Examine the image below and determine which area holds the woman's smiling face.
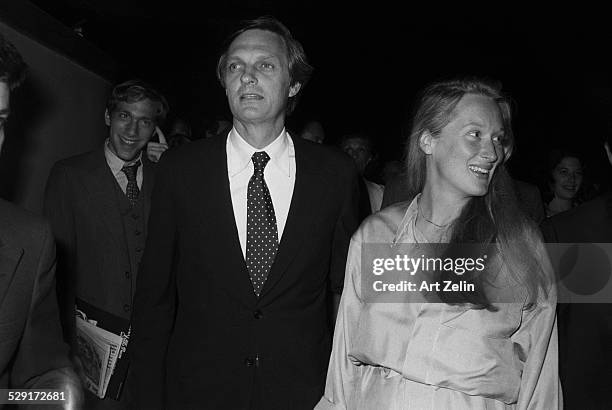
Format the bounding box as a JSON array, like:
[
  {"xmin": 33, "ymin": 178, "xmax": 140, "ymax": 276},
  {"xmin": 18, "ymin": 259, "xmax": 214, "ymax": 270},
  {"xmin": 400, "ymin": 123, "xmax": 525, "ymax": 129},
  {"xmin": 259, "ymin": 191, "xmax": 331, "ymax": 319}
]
[
  {"xmin": 551, "ymin": 156, "xmax": 583, "ymax": 201},
  {"xmin": 424, "ymin": 93, "xmax": 506, "ymax": 201}
]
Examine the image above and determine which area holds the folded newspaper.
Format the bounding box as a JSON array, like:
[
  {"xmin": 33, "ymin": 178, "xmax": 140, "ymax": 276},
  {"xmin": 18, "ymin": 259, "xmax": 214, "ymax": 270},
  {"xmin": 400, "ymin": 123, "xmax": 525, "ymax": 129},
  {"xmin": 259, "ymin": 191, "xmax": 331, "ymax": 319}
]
[{"xmin": 76, "ymin": 313, "xmax": 129, "ymax": 398}]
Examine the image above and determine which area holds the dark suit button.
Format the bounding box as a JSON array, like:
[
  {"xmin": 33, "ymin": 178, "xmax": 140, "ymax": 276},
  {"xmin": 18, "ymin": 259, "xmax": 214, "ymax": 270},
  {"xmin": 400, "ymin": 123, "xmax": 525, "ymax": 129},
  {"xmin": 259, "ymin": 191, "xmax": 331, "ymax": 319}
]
[
  {"xmin": 132, "ymin": 214, "xmax": 139, "ymax": 220},
  {"xmin": 123, "ymin": 304, "xmax": 131, "ymax": 313},
  {"xmin": 253, "ymin": 310, "xmax": 263, "ymax": 319},
  {"xmin": 135, "ymin": 230, "xmax": 141, "ymax": 236},
  {"xmin": 124, "ymin": 271, "xmax": 131, "ymax": 279},
  {"xmin": 135, "ymin": 247, "xmax": 142, "ymax": 252}
]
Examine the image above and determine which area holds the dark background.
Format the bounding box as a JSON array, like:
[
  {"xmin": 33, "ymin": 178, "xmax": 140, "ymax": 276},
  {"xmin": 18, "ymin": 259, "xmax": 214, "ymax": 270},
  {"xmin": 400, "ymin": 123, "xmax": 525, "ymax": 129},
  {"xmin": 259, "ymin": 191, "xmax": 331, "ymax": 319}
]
[{"xmin": 27, "ymin": 1, "xmax": 612, "ymax": 185}]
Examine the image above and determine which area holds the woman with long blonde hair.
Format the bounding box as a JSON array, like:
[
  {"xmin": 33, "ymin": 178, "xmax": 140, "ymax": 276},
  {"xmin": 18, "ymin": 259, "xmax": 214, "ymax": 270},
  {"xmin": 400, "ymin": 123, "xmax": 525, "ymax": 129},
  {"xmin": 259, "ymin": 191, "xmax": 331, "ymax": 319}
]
[{"xmin": 317, "ymin": 78, "xmax": 560, "ymax": 409}]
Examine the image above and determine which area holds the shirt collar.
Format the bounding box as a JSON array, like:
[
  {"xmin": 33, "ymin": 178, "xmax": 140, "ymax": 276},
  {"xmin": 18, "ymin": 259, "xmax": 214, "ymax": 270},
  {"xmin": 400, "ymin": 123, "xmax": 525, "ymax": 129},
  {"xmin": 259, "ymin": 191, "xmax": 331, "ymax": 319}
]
[
  {"xmin": 227, "ymin": 127, "xmax": 291, "ymax": 178},
  {"xmin": 392, "ymin": 194, "xmax": 420, "ymax": 245},
  {"xmin": 103, "ymin": 139, "xmax": 142, "ymax": 176}
]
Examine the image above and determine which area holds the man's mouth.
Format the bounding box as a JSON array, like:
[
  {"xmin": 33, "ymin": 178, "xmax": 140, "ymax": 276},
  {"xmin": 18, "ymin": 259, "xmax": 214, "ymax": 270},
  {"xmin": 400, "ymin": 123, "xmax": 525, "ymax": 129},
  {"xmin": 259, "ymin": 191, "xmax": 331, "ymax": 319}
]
[
  {"xmin": 120, "ymin": 136, "xmax": 139, "ymax": 145},
  {"xmin": 468, "ymin": 165, "xmax": 491, "ymax": 177},
  {"xmin": 240, "ymin": 93, "xmax": 263, "ymax": 100}
]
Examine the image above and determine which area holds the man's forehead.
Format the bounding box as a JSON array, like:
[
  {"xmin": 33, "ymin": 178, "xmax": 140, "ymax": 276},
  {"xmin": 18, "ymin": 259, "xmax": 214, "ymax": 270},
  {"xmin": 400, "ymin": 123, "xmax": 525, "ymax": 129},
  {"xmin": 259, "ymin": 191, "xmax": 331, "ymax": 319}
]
[
  {"xmin": 227, "ymin": 29, "xmax": 286, "ymax": 58},
  {"xmin": 115, "ymin": 99, "xmax": 160, "ymax": 116}
]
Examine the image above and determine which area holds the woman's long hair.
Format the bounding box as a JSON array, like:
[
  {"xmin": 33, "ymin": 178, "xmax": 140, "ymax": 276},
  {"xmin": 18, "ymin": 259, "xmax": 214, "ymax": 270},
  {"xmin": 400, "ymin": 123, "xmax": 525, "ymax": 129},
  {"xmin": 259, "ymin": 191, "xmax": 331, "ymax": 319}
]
[{"xmin": 405, "ymin": 78, "xmax": 551, "ymax": 310}]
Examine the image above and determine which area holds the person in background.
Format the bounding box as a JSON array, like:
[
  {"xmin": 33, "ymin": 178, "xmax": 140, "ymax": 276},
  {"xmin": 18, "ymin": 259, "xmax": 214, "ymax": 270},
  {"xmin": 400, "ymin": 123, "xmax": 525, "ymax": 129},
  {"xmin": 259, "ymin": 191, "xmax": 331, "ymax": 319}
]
[
  {"xmin": 318, "ymin": 78, "xmax": 560, "ymax": 409},
  {"xmin": 204, "ymin": 117, "xmax": 232, "ymax": 139},
  {"xmin": 0, "ymin": 32, "xmax": 81, "ymax": 410},
  {"xmin": 300, "ymin": 119, "xmax": 325, "ymax": 144},
  {"xmin": 543, "ymin": 149, "xmax": 584, "ymax": 217},
  {"xmin": 541, "ymin": 136, "xmax": 612, "ymax": 408},
  {"xmin": 129, "ymin": 16, "xmax": 360, "ymax": 410},
  {"xmin": 381, "ymin": 159, "xmax": 403, "ymax": 186},
  {"xmin": 166, "ymin": 116, "xmax": 192, "ymax": 149},
  {"xmin": 44, "ymin": 79, "xmax": 169, "ymax": 409},
  {"xmin": 340, "ymin": 132, "xmax": 384, "ymax": 213}
]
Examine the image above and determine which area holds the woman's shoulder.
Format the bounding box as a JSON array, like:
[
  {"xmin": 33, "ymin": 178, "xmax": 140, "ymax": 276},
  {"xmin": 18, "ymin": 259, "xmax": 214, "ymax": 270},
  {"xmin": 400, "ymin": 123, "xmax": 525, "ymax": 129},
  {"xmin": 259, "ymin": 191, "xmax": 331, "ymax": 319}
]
[{"xmin": 354, "ymin": 200, "xmax": 413, "ymax": 243}]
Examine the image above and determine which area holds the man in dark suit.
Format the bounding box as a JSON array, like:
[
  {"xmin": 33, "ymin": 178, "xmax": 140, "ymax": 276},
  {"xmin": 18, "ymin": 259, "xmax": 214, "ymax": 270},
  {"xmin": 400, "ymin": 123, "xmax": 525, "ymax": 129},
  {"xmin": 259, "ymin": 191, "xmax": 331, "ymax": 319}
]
[
  {"xmin": 541, "ymin": 136, "xmax": 612, "ymax": 409},
  {"xmin": 0, "ymin": 33, "xmax": 80, "ymax": 409},
  {"xmin": 129, "ymin": 16, "xmax": 360, "ymax": 410},
  {"xmin": 44, "ymin": 80, "xmax": 169, "ymax": 409}
]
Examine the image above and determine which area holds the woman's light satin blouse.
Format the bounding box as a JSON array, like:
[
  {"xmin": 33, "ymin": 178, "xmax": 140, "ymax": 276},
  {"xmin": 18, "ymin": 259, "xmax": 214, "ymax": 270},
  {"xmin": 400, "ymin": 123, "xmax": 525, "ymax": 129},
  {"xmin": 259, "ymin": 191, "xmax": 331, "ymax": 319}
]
[{"xmin": 316, "ymin": 198, "xmax": 561, "ymax": 410}]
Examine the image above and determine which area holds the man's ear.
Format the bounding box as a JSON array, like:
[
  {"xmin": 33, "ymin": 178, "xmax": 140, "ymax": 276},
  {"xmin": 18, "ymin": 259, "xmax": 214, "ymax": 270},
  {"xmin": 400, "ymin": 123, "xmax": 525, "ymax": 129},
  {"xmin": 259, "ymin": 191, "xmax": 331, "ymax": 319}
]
[
  {"xmin": 104, "ymin": 109, "xmax": 111, "ymax": 126},
  {"xmin": 419, "ymin": 131, "xmax": 434, "ymax": 155},
  {"xmin": 289, "ymin": 82, "xmax": 301, "ymax": 98}
]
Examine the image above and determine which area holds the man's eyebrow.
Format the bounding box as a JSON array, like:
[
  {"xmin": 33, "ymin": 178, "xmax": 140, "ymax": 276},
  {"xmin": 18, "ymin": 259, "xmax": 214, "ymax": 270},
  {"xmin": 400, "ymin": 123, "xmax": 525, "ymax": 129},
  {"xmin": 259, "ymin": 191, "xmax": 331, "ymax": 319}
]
[
  {"xmin": 0, "ymin": 108, "xmax": 10, "ymax": 116},
  {"xmin": 461, "ymin": 121, "xmax": 484, "ymax": 128}
]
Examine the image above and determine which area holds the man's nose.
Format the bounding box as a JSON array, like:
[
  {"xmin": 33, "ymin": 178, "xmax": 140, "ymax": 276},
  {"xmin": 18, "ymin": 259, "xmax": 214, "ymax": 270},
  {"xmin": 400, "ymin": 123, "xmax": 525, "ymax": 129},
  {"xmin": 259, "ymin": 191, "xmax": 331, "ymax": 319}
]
[
  {"xmin": 240, "ymin": 67, "xmax": 257, "ymax": 85},
  {"xmin": 126, "ymin": 119, "xmax": 138, "ymax": 135}
]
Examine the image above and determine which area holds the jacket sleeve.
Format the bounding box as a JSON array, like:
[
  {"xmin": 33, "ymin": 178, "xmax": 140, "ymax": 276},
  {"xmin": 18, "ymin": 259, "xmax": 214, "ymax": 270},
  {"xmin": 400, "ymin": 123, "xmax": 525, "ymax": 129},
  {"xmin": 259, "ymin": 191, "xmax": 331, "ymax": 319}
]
[
  {"xmin": 316, "ymin": 233, "xmax": 364, "ymax": 409},
  {"xmin": 43, "ymin": 163, "xmax": 77, "ymax": 348},
  {"xmin": 329, "ymin": 162, "xmax": 361, "ymax": 295},
  {"xmin": 11, "ymin": 223, "xmax": 80, "ymax": 403},
  {"xmin": 128, "ymin": 157, "xmax": 178, "ymax": 410}
]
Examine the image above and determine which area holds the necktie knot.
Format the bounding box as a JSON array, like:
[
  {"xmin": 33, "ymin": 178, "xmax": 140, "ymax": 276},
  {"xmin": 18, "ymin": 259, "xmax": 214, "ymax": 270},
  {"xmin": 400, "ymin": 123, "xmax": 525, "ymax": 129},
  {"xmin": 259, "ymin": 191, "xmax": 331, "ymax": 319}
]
[
  {"xmin": 252, "ymin": 152, "xmax": 270, "ymax": 175},
  {"xmin": 121, "ymin": 161, "xmax": 141, "ymax": 182}
]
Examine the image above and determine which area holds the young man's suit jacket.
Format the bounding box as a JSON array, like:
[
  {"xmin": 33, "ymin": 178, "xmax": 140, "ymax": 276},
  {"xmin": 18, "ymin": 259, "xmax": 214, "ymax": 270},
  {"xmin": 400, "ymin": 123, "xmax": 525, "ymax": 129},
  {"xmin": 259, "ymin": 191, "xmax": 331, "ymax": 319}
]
[
  {"xmin": 129, "ymin": 133, "xmax": 360, "ymax": 410},
  {"xmin": 43, "ymin": 147, "xmax": 155, "ymax": 409}
]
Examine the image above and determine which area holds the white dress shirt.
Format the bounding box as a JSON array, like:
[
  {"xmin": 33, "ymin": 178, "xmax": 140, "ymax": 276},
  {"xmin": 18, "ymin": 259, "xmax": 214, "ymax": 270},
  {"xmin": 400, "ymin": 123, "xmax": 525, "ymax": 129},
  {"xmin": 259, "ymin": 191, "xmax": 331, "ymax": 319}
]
[
  {"xmin": 227, "ymin": 127, "xmax": 296, "ymax": 258},
  {"xmin": 104, "ymin": 139, "xmax": 144, "ymax": 192}
]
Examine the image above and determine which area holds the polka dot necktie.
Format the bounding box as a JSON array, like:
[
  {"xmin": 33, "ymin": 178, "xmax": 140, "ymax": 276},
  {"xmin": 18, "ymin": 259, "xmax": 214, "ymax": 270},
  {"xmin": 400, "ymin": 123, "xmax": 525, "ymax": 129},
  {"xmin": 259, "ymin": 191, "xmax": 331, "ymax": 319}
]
[
  {"xmin": 246, "ymin": 152, "xmax": 278, "ymax": 296},
  {"xmin": 121, "ymin": 161, "xmax": 141, "ymax": 206}
]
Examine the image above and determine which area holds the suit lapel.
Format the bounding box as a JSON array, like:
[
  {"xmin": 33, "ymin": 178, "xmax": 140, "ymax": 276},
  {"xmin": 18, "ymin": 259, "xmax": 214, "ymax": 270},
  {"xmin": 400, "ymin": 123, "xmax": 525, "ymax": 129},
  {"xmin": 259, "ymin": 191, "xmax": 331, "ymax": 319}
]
[
  {"xmin": 0, "ymin": 240, "xmax": 24, "ymax": 311},
  {"xmin": 203, "ymin": 135, "xmax": 257, "ymax": 305},
  {"xmin": 259, "ymin": 138, "xmax": 323, "ymax": 298}
]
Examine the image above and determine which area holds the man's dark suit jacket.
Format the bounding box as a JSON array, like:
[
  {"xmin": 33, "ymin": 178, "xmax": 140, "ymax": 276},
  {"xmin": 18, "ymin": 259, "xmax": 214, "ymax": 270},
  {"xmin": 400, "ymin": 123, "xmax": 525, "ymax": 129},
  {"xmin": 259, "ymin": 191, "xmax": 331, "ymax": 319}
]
[
  {"xmin": 43, "ymin": 147, "xmax": 155, "ymax": 408},
  {"xmin": 0, "ymin": 199, "xmax": 73, "ymax": 394},
  {"xmin": 129, "ymin": 134, "xmax": 360, "ymax": 410},
  {"xmin": 541, "ymin": 193, "xmax": 612, "ymax": 409}
]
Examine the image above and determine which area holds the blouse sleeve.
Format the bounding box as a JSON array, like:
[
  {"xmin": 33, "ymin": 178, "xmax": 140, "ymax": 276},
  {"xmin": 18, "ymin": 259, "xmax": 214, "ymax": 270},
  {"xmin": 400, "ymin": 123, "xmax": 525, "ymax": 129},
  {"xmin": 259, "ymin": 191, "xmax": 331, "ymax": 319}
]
[
  {"xmin": 316, "ymin": 234, "xmax": 364, "ymax": 410},
  {"xmin": 513, "ymin": 241, "xmax": 563, "ymax": 409}
]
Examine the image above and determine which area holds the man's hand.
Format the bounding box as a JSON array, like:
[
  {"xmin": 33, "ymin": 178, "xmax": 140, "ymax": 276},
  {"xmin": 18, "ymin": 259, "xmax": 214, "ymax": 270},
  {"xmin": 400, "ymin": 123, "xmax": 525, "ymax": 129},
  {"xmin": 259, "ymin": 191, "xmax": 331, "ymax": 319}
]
[
  {"xmin": 24, "ymin": 366, "xmax": 84, "ymax": 410},
  {"xmin": 147, "ymin": 126, "xmax": 169, "ymax": 163}
]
